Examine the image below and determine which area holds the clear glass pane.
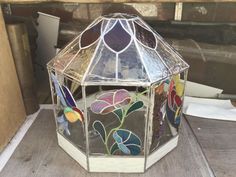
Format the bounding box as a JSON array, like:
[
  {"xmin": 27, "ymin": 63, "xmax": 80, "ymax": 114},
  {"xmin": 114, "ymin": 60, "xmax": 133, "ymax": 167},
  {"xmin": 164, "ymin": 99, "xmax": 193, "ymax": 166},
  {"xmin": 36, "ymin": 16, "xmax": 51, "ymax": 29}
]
[
  {"xmin": 86, "ymin": 86, "xmax": 148, "ymax": 156},
  {"xmin": 149, "ymin": 73, "xmax": 185, "ymax": 153},
  {"xmin": 118, "ymin": 42, "xmax": 148, "ymax": 82},
  {"xmin": 128, "ymin": 21, "xmax": 134, "ymax": 33},
  {"xmin": 85, "ymin": 42, "xmax": 117, "ymax": 82},
  {"xmin": 156, "ymin": 41, "xmax": 182, "ymax": 74},
  {"xmin": 149, "ymin": 80, "xmax": 173, "ymax": 153},
  {"xmin": 104, "ymin": 19, "xmax": 117, "ymax": 33},
  {"xmin": 47, "ymin": 36, "xmax": 80, "ymax": 72},
  {"xmin": 101, "ymin": 19, "xmax": 109, "ymax": 32},
  {"xmin": 166, "ymin": 73, "xmax": 185, "ymax": 135},
  {"xmin": 64, "ymin": 41, "xmax": 98, "ymax": 82},
  {"xmin": 136, "ymin": 42, "xmax": 168, "ymax": 82},
  {"xmin": 49, "ymin": 72, "xmax": 85, "ymax": 152},
  {"xmin": 120, "ymin": 19, "xmax": 133, "ymax": 34}
]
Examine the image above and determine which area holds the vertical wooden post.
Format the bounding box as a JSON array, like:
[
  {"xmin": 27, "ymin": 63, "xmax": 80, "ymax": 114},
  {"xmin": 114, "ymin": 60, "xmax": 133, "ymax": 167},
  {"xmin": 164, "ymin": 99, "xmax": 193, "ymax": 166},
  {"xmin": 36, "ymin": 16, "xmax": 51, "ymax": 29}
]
[
  {"xmin": 0, "ymin": 5, "xmax": 26, "ymax": 152},
  {"xmin": 174, "ymin": 2, "xmax": 183, "ymax": 21}
]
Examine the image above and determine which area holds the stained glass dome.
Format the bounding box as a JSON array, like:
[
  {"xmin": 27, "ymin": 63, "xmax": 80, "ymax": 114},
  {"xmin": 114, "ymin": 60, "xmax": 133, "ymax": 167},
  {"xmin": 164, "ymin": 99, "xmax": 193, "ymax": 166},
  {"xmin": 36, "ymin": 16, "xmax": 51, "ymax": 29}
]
[
  {"xmin": 47, "ymin": 13, "xmax": 189, "ymax": 173},
  {"xmin": 47, "ymin": 13, "xmax": 188, "ymax": 85}
]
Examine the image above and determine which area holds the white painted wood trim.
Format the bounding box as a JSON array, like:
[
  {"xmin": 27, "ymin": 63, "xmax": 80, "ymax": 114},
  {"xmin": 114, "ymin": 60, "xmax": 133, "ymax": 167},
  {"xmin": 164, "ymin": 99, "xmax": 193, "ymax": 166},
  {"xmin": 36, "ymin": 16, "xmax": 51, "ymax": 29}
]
[
  {"xmin": 89, "ymin": 156, "xmax": 145, "ymax": 173},
  {"xmin": 146, "ymin": 135, "xmax": 179, "ymax": 169},
  {"xmin": 57, "ymin": 132, "xmax": 87, "ymax": 170}
]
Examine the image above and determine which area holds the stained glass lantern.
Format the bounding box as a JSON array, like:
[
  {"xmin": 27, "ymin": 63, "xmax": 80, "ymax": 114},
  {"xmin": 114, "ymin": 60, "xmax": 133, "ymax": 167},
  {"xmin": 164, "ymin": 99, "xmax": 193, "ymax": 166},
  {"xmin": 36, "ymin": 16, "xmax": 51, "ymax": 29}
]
[{"xmin": 47, "ymin": 13, "xmax": 189, "ymax": 173}]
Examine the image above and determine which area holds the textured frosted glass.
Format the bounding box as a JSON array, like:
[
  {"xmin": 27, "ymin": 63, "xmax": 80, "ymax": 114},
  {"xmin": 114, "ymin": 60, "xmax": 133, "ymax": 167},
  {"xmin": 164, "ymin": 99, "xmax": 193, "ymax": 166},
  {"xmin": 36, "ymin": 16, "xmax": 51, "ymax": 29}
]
[
  {"xmin": 85, "ymin": 42, "xmax": 117, "ymax": 82},
  {"xmin": 48, "ymin": 13, "xmax": 189, "ymax": 85},
  {"xmin": 47, "ymin": 37, "xmax": 80, "ymax": 72},
  {"xmin": 118, "ymin": 42, "xmax": 148, "ymax": 82},
  {"xmin": 64, "ymin": 41, "xmax": 98, "ymax": 82},
  {"xmin": 136, "ymin": 42, "xmax": 168, "ymax": 82},
  {"xmin": 156, "ymin": 41, "xmax": 187, "ymax": 74}
]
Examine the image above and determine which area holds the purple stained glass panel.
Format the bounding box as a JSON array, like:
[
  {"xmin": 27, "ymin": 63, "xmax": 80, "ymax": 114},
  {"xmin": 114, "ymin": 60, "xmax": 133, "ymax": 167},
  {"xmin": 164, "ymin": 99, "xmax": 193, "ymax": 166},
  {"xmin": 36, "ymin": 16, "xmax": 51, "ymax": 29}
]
[
  {"xmin": 134, "ymin": 21, "xmax": 156, "ymax": 49},
  {"xmin": 104, "ymin": 21, "xmax": 131, "ymax": 52},
  {"xmin": 80, "ymin": 21, "xmax": 102, "ymax": 48}
]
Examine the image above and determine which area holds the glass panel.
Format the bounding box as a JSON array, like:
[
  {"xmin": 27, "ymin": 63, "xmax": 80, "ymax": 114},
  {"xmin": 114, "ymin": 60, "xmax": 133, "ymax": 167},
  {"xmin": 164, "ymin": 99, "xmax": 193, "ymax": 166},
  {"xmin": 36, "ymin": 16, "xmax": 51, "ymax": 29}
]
[
  {"xmin": 50, "ymin": 72, "xmax": 85, "ymax": 152},
  {"xmin": 120, "ymin": 19, "xmax": 133, "ymax": 34},
  {"xmin": 64, "ymin": 41, "xmax": 98, "ymax": 82},
  {"xmin": 85, "ymin": 42, "xmax": 117, "ymax": 82},
  {"xmin": 104, "ymin": 21, "xmax": 131, "ymax": 52},
  {"xmin": 156, "ymin": 41, "xmax": 184, "ymax": 74},
  {"xmin": 47, "ymin": 36, "xmax": 80, "ymax": 72},
  {"xmin": 104, "ymin": 19, "xmax": 117, "ymax": 33},
  {"xmin": 80, "ymin": 20, "xmax": 102, "ymax": 48},
  {"xmin": 118, "ymin": 42, "xmax": 148, "ymax": 82},
  {"xmin": 166, "ymin": 74, "xmax": 185, "ymax": 135},
  {"xmin": 149, "ymin": 73, "xmax": 185, "ymax": 153},
  {"xmin": 128, "ymin": 21, "xmax": 134, "ymax": 33},
  {"xmin": 134, "ymin": 21, "xmax": 156, "ymax": 49},
  {"xmin": 149, "ymin": 80, "xmax": 173, "ymax": 153},
  {"xmin": 86, "ymin": 86, "xmax": 148, "ymax": 156},
  {"xmin": 134, "ymin": 18, "xmax": 150, "ymax": 31},
  {"xmin": 136, "ymin": 42, "xmax": 168, "ymax": 82},
  {"xmin": 101, "ymin": 19, "xmax": 109, "ymax": 33}
]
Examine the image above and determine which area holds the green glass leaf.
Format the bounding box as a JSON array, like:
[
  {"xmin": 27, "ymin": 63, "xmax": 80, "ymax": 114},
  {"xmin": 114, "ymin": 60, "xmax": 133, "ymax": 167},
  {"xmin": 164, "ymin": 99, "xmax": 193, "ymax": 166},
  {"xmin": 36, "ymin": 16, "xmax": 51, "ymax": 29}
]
[
  {"xmin": 126, "ymin": 101, "xmax": 144, "ymax": 116},
  {"xmin": 110, "ymin": 142, "xmax": 119, "ymax": 155},
  {"xmin": 92, "ymin": 120, "xmax": 106, "ymax": 143},
  {"xmin": 113, "ymin": 108, "xmax": 123, "ymax": 122}
]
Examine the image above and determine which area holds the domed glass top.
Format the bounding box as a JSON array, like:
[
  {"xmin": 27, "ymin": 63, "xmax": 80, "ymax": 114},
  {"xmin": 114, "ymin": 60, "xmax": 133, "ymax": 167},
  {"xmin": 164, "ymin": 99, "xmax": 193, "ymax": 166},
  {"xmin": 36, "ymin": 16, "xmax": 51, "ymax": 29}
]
[{"xmin": 47, "ymin": 13, "xmax": 189, "ymax": 86}]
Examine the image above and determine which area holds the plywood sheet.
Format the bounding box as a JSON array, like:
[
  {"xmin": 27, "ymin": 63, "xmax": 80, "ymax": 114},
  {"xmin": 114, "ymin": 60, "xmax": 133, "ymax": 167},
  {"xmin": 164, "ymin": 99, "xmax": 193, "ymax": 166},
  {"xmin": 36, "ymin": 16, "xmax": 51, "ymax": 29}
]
[{"xmin": 0, "ymin": 6, "xmax": 26, "ymax": 152}]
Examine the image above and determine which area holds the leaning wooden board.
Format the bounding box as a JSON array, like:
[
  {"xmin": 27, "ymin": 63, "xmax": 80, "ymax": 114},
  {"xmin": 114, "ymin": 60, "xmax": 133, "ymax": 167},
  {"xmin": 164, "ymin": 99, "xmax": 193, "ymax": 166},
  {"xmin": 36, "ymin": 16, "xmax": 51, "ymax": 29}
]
[
  {"xmin": 0, "ymin": 6, "xmax": 26, "ymax": 152},
  {"xmin": 0, "ymin": 110, "xmax": 213, "ymax": 177}
]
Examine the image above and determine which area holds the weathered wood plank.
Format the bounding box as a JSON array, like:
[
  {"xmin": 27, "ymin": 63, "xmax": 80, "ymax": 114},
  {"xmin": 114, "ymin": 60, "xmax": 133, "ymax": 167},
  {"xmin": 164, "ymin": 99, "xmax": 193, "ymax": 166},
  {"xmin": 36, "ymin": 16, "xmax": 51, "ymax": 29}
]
[
  {"xmin": 121, "ymin": 118, "xmax": 214, "ymax": 177},
  {"xmin": 0, "ymin": 0, "xmax": 235, "ymax": 4},
  {"xmin": 0, "ymin": 110, "xmax": 87, "ymax": 177},
  {"xmin": 0, "ymin": 5, "xmax": 26, "ymax": 152},
  {"xmin": 0, "ymin": 110, "xmax": 213, "ymax": 177},
  {"xmin": 186, "ymin": 116, "xmax": 236, "ymax": 177}
]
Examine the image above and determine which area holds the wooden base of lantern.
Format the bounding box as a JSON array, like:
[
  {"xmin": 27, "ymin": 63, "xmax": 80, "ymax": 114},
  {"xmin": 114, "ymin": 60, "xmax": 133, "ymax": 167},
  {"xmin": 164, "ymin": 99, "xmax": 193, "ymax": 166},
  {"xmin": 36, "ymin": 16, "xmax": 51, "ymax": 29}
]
[{"xmin": 57, "ymin": 132, "xmax": 178, "ymax": 173}]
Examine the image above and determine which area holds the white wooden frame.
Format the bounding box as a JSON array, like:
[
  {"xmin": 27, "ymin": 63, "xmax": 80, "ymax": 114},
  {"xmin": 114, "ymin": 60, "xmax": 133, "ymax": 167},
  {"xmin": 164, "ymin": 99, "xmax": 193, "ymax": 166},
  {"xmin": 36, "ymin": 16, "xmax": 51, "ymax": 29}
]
[
  {"xmin": 146, "ymin": 135, "xmax": 179, "ymax": 169},
  {"xmin": 57, "ymin": 131, "xmax": 179, "ymax": 172},
  {"xmin": 57, "ymin": 132, "xmax": 88, "ymax": 170}
]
